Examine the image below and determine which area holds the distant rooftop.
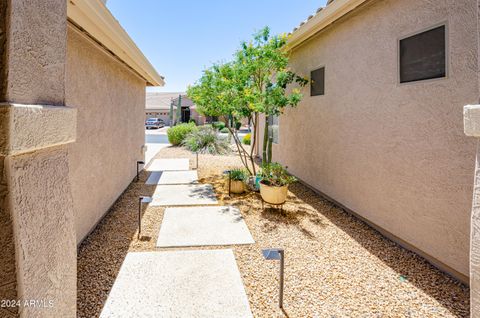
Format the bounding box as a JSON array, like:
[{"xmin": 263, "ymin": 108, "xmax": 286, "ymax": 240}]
[{"xmin": 146, "ymin": 92, "xmax": 195, "ymax": 110}]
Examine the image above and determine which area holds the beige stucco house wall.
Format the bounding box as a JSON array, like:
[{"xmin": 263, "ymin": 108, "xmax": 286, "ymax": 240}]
[
  {"xmin": 66, "ymin": 26, "xmax": 147, "ymax": 243},
  {"xmin": 259, "ymin": 0, "xmax": 478, "ymax": 282},
  {"xmin": 0, "ymin": 1, "xmax": 163, "ymax": 317}
]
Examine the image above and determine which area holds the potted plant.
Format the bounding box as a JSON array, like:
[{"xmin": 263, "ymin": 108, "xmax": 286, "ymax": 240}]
[
  {"xmin": 259, "ymin": 163, "xmax": 297, "ymax": 204},
  {"xmin": 226, "ymin": 168, "xmax": 248, "ymax": 194}
]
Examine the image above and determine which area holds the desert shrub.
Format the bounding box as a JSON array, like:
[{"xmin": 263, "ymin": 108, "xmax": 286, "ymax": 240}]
[
  {"xmin": 259, "ymin": 162, "xmax": 297, "ymax": 187},
  {"xmin": 182, "ymin": 126, "xmax": 230, "ymax": 155},
  {"xmin": 220, "ymin": 127, "xmax": 229, "ymax": 133},
  {"xmin": 235, "ymin": 121, "xmax": 242, "ymax": 130},
  {"xmin": 243, "ymin": 133, "xmax": 251, "ymax": 145},
  {"xmin": 212, "ymin": 121, "xmax": 226, "ymax": 130},
  {"xmin": 167, "ymin": 123, "xmax": 197, "ymax": 146},
  {"xmin": 229, "ymin": 168, "xmax": 248, "ymax": 181}
]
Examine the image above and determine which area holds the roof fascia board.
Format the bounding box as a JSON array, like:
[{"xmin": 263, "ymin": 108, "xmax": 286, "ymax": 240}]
[
  {"xmin": 288, "ymin": 0, "xmax": 369, "ymax": 50},
  {"xmin": 67, "ymin": 0, "xmax": 164, "ymax": 86}
]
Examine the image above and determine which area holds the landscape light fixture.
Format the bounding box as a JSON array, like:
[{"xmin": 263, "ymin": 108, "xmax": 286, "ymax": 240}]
[
  {"xmin": 137, "ymin": 196, "xmax": 152, "ymax": 239},
  {"xmin": 223, "ymin": 170, "xmax": 232, "ymax": 196},
  {"xmin": 262, "ymin": 248, "xmax": 285, "ymax": 309},
  {"xmin": 136, "ymin": 160, "xmax": 145, "ymax": 181},
  {"xmin": 195, "ymin": 152, "xmax": 199, "ymax": 170}
]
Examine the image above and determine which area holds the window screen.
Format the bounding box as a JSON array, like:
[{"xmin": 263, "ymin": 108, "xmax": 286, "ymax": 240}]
[
  {"xmin": 268, "ymin": 115, "xmax": 279, "ymax": 144},
  {"xmin": 400, "ymin": 25, "xmax": 446, "ymax": 83},
  {"xmin": 311, "ymin": 67, "xmax": 325, "ymax": 96}
]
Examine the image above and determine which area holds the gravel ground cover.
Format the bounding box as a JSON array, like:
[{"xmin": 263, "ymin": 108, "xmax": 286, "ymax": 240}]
[{"xmin": 78, "ymin": 146, "xmax": 469, "ymax": 318}]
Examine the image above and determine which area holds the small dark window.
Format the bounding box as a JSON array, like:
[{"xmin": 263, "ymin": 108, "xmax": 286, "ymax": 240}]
[
  {"xmin": 311, "ymin": 67, "xmax": 325, "ymax": 96},
  {"xmin": 400, "ymin": 25, "xmax": 446, "ymax": 83}
]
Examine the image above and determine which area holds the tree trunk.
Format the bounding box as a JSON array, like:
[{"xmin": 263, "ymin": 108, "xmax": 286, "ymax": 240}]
[
  {"xmin": 267, "ymin": 136, "xmax": 272, "ymax": 164},
  {"xmin": 262, "ymin": 115, "xmax": 269, "ymax": 166}
]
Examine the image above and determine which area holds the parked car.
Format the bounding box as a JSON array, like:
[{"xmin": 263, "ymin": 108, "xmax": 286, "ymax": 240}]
[{"xmin": 145, "ymin": 118, "xmax": 165, "ymax": 129}]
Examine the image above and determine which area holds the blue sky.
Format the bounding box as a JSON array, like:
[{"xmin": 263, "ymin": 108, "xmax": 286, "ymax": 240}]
[{"xmin": 107, "ymin": 0, "xmax": 326, "ymax": 92}]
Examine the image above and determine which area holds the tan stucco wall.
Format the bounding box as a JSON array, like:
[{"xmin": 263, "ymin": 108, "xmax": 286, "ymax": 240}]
[
  {"xmin": 0, "ymin": 1, "xmax": 77, "ymax": 317},
  {"xmin": 5, "ymin": 147, "xmax": 77, "ymax": 317},
  {"xmin": 465, "ymin": 105, "xmax": 480, "ymax": 315},
  {"xmin": 266, "ymin": 0, "xmax": 478, "ymax": 280},
  {"xmin": 66, "ymin": 26, "xmax": 146, "ymax": 244},
  {"xmin": 3, "ymin": 0, "xmax": 66, "ymax": 105}
]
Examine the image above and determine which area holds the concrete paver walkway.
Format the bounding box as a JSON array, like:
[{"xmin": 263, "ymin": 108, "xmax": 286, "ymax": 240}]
[
  {"xmin": 100, "ymin": 157, "xmax": 254, "ymax": 317},
  {"xmin": 145, "ymin": 127, "xmax": 170, "ymax": 165},
  {"xmin": 150, "ymin": 184, "xmax": 218, "ymax": 206},
  {"xmin": 156, "ymin": 206, "xmax": 255, "ymax": 247},
  {"xmin": 146, "ymin": 170, "xmax": 198, "ymax": 185},
  {"xmin": 99, "ymin": 250, "xmax": 253, "ymax": 318},
  {"xmin": 147, "ymin": 158, "xmax": 190, "ymax": 171}
]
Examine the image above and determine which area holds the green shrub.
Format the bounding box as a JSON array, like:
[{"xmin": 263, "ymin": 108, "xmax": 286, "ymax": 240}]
[
  {"xmin": 229, "ymin": 168, "xmax": 248, "ymax": 181},
  {"xmin": 220, "ymin": 127, "xmax": 229, "ymax": 133},
  {"xmin": 167, "ymin": 123, "xmax": 197, "ymax": 146},
  {"xmin": 235, "ymin": 121, "xmax": 242, "ymax": 130},
  {"xmin": 182, "ymin": 126, "xmax": 230, "ymax": 155},
  {"xmin": 259, "ymin": 162, "xmax": 297, "ymax": 187},
  {"xmin": 212, "ymin": 121, "xmax": 226, "ymax": 130},
  {"xmin": 189, "ymin": 119, "xmax": 197, "ymax": 125},
  {"xmin": 242, "ymin": 133, "xmax": 251, "ymax": 145}
]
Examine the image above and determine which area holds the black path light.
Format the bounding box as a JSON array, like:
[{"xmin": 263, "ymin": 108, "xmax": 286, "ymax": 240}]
[
  {"xmin": 262, "ymin": 248, "xmax": 285, "ymax": 309},
  {"xmin": 223, "ymin": 170, "xmax": 232, "ymax": 196},
  {"xmin": 136, "ymin": 160, "xmax": 145, "ymax": 181},
  {"xmin": 138, "ymin": 196, "xmax": 152, "ymax": 239}
]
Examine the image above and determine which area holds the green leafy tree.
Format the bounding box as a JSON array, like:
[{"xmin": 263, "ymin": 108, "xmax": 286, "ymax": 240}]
[
  {"xmin": 188, "ymin": 26, "xmax": 307, "ymax": 173},
  {"xmin": 187, "ymin": 62, "xmax": 258, "ymax": 175},
  {"xmin": 235, "ymin": 27, "xmax": 307, "ymax": 165}
]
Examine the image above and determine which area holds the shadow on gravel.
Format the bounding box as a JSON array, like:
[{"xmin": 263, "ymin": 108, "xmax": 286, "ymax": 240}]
[
  {"xmin": 77, "ymin": 170, "xmax": 155, "ymax": 318},
  {"xmin": 288, "ymin": 182, "xmax": 469, "ymax": 318}
]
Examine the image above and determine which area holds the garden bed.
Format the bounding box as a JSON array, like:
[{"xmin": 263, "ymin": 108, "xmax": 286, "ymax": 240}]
[{"xmin": 78, "ymin": 146, "xmax": 469, "ymax": 318}]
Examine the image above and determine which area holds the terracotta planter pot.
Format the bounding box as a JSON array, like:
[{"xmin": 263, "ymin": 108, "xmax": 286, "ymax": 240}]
[
  {"xmin": 226, "ymin": 179, "xmax": 245, "ymax": 194},
  {"xmin": 259, "ymin": 182, "xmax": 288, "ymax": 204}
]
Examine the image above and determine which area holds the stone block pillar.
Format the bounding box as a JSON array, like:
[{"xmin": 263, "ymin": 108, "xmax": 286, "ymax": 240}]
[{"xmin": 0, "ymin": 1, "xmax": 77, "ymax": 317}]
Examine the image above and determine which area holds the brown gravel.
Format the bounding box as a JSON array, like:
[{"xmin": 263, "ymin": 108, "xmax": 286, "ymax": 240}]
[{"xmin": 78, "ymin": 146, "xmax": 469, "ymax": 318}]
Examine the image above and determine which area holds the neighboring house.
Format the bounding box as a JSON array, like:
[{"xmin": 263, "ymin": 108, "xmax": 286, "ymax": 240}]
[
  {"xmin": 257, "ymin": 0, "xmax": 478, "ymax": 285},
  {"xmin": 0, "ymin": 1, "xmax": 163, "ymax": 317},
  {"xmin": 145, "ymin": 92, "xmax": 207, "ymax": 126},
  {"xmin": 146, "ymin": 92, "xmax": 179, "ymax": 125},
  {"xmin": 172, "ymin": 94, "xmax": 207, "ymax": 125}
]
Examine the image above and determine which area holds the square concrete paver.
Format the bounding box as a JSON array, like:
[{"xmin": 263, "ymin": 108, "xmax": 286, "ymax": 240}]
[
  {"xmin": 146, "ymin": 170, "xmax": 198, "ymax": 185},
  {"xmin": 147, "ymin": 158, "xmax": 189, "ymax": 171},
  {"xmin": 157, "ymin": 206, "xmax": 255, "ymax": 247},
  {"xmin": 99, "ymin": 250, "xmax": 253, "ymax": 318},
  {"xmin": 151, "ymin": 184, "xmax": 218, "ymax": 206}
]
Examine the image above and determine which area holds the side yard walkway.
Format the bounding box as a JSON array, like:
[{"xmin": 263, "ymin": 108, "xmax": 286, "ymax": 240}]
[
  {"xmin": 78, "ymin": 147, "xmax": 469, "ymax": 318},
  {"xmin": 98, "ymin": 158, "xmax": 254, "ymax": 317}
]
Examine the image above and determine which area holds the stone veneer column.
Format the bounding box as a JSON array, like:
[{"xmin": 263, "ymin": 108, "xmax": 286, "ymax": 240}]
[{"xmin": 0, "ymin": 1, "xmax": 77, "ymax": 318}]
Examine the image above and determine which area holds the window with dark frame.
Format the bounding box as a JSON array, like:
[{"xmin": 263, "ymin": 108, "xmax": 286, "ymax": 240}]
[
  {"xmin": 311, "ymin": 67, "xmax": 325, "ymax": 96},
  {"xmin": 400, "ymin": 25, "xmax": 446, "ymax": 83}
]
